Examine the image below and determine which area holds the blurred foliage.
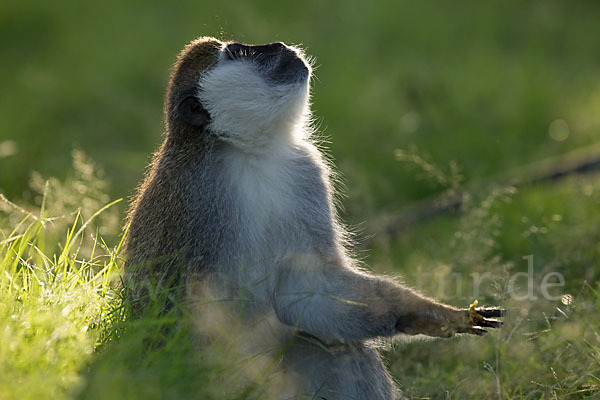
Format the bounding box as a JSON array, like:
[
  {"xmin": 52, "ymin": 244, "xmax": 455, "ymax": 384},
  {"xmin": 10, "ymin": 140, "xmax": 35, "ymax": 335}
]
[
  {"xmin": 2, "ymin": 0, "xmax": 600, "ymax": 399},
  {"xmin": 2, "ymin": 0, "xmax": 600, "ymax": 213}
]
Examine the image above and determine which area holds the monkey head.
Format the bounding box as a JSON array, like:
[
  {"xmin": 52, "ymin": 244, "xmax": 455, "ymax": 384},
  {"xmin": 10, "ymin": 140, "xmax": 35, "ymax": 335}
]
[{"xmin": 166, "ymin": 37, "xmax": 312, "ymax": 148}]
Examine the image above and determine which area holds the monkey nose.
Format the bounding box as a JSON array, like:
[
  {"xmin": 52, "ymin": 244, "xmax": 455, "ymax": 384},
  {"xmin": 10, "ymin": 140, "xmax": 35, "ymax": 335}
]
[
  {"xmin": 225, "ymin": 43, "xmax": 244, "ymax": 59},
  {"xmin": 251, "ymin": 42, "xmax": 286, "ymax": 54},
  {"xmin": 226, "ymin": 42, "xmax": 286, "ymax": 59}
]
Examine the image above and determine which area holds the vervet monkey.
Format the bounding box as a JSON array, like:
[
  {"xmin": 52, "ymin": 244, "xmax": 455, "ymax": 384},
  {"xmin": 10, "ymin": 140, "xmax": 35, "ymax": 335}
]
[{"xmin": 124, "ymin": 37, "xmax": 504, "ymax": 399}]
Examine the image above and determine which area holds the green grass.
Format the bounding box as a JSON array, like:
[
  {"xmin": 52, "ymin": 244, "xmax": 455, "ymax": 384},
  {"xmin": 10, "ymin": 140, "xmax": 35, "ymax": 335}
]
[
  {"xmin": 0, "ymin": 157, "xmax": 266, "ymax": 400},
  {"xmin": 1, "ymin": 0, "xmax": 600, "ymax": 398},
  {"xmin": 0, "ymin": 156, "xmax": 121, "ymax": 399},
  {"xmin": 2, "ymin": 155, "xmax": 600, "ymax": 399},
  {"xmin": 378, "ymin": 175, "xmax": 600, "ymax": 398}
]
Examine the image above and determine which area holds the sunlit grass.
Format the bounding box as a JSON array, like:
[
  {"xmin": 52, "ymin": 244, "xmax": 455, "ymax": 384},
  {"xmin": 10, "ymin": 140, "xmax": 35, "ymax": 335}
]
[
  {"xmin": 0, "ymin": 154, "xmax": 124, "ymax": 399},
  {"xmin": 1, "ymin": 141, "xmax": 599, "ymax": 400},
  {"xmin": 2, "ymin": 153, "xmax": 599, "ymax": 399},
  {"xmin": 0, "ymin": 154, "xmax": 267, "ymax": 400},
  {"xmin": 372, "ymin": 161, "xmax": 600, "ymax": 398}
]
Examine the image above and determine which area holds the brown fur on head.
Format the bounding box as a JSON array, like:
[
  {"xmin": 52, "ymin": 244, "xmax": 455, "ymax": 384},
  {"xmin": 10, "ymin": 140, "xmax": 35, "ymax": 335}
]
[{"xmin": 164, "ymin": 37, "xmax": 222, "ymax": 142}]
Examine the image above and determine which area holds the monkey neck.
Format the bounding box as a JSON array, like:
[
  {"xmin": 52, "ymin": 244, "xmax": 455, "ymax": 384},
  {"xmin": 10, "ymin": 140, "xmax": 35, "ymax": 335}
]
[{"xmin": 216, "ymin": 124, "xmax": 306, "ymax": 160}]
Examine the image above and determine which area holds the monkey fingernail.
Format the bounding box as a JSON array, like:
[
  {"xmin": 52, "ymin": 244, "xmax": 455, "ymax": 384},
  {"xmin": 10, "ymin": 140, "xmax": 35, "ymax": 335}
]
[
  {"xmin": 476, "ymin": 307, "xmax": 506, "ymax": 318},
  {"xmin": 476, "ymin": 318, "xmax": 502, "ymax": 329}
]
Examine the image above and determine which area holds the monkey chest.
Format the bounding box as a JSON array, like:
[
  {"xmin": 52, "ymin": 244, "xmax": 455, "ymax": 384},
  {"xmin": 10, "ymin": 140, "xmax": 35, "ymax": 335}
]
[{"xmin": 223, "ymin": 150, "xmax": 331, "ymax": 251}]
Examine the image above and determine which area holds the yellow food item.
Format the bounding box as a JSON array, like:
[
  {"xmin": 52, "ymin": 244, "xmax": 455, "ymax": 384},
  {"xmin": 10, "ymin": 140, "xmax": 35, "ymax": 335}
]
[
  {"xmin": 468, "ymin": 299, "xmax": 484, "ymax": 325},
  {"xmin": 468, "ymin": 299, "xmax": 478, "ymax": 312}
]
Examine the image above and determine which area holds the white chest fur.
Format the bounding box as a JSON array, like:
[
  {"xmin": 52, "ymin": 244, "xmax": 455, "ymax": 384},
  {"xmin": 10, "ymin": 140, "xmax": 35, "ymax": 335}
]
[{"xmin": 224, "ymin": 143, "xmax": 296, "ymax": 247}]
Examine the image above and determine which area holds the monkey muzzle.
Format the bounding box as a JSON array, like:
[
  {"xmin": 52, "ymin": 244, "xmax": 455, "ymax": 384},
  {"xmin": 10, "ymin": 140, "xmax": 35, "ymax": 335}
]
[{"xmin": 224, "ymin": 41, "xmax": 309, "ymax": 84}]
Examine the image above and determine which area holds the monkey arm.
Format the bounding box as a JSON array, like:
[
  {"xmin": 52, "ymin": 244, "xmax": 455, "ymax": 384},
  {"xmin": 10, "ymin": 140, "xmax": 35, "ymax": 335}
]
[{"xmin": 272, "ymin": 255, "xmax": 503, "ymax": 341}]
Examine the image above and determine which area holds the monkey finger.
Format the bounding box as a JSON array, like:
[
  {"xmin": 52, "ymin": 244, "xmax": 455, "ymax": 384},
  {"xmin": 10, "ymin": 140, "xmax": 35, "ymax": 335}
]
[
  {"xmin": 474, "ymin": 318, "xmax": 502, "ymax": 329},
  {"xmin": 475, "ymin": 307, "xmax": 505, "ymax": 318},
  {"xmin": 456, "ymin": 326, "xmax": 488, "ymax": 336}
]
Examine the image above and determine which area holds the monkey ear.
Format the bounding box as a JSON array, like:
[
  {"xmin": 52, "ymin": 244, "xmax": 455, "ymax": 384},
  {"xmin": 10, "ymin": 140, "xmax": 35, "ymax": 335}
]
[{"xmin": 177, "ymin": 96, "xmax": 211, "ymax": 127}]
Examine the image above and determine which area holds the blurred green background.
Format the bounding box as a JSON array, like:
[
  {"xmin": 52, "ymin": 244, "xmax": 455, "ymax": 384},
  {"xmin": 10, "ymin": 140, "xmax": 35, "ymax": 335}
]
[
  {"xmin": 2, "ymin": 0, "xmax": 600, "ymax": 211},
  {"xmin": 2, "ymin": 0, "xmax": 600, "ymax": 398}
]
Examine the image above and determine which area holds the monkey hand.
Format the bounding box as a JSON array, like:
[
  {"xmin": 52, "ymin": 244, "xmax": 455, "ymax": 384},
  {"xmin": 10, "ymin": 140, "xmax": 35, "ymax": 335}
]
[{"xmin": 395, "ymin": 302, "xmax": 505, "ymax": 338}]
